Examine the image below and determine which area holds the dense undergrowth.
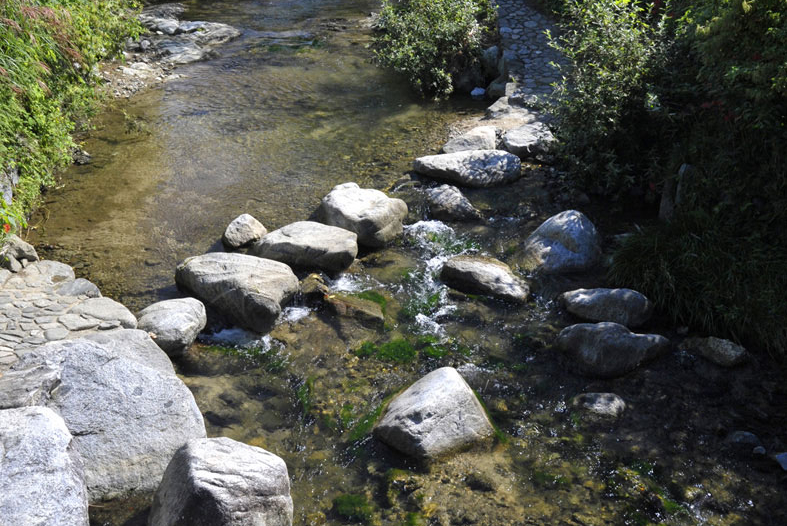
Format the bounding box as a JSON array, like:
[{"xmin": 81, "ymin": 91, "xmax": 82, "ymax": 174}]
[
  {"xmin": 544, "ymin": 0, "xmax": 787, "ymax": 358},
  {"xmin": 0, "ymin": 0, "xmax": 141, "ymax": 235}
]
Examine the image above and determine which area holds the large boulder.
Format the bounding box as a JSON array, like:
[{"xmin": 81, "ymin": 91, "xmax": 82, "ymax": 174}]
[
  {"xmin": 682, "ymin": 337, "xmax": 747, "ymax": 367},
  {"xmin": 0, "ymin": 407, "xmax": 89, "ymax": 526},
  {"xmin": 413, "ymin": 150, "xmax": 521, "ymax": 188},
  {"xmin": 149, "ymin": 437, "xmax": 293, "ymax": 526},
  {"xmin": 425, "ymin": 184, "xmax": 482, "ymax": 222},
  {"xmin": 502, "ymin": 122, "xmax": 555, "ymax": 159},
  {"xmin": 560, "ymin": 288, "xmax": 653, "ymax": 328},
  {"xmin": 137, "ymin": 298, "xmax": 207, "ymax": 357},
  {"xmin": 175, "ymin": 253, "xmax": 299, "ymax": 333},
  {"xmin": 374, "ymin": 367, "xmax": 494, "ymax": 459},
  {"xmin": 522, "ymin": 210, "xmax": 602, "ymax": 274},
  {"xmin": 556, "ymin": 322, "xmax": 671, "ymax": 378},
  {"xmin": 0, "ymin": 331, "xmax": 206, "ymax": 501},
  {"xmin": 440, "ymin": 255, "xmax": 529, "ymax": 303},
  {"xmin": 442, "ymin": 126, "xmax": 497, "ymax": 154},
  {"xmin": 222, "ymin": 213, "xmax": 267, "ymax": 250},
  {"xmin": 317, "ymin": 182, "xmax": 408, "ymax": 247},
  {"xmin": 249, "ymin": 221, "xmax": 358, "ymax": 273}
]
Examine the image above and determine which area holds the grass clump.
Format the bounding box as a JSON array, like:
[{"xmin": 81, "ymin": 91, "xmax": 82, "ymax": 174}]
[
  {"xmin": 353, "ymin": 339, "xmax": 417, "ymax": 364},
  {"xmin": 332, "ymin": 493, "xmax": 374, "ymax": 524},
  {"xmin": 354, "ymin": 290, "xmax": 388, "ymax": 315},
  {"xmin": 296, "ymin": 377, "xmax": 314, "ymax": 417}
]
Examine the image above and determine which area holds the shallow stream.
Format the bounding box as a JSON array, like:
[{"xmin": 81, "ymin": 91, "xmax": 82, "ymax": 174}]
[{"xmin": 29, "ymin": 1, "xmax": 787, "ymax": 525}]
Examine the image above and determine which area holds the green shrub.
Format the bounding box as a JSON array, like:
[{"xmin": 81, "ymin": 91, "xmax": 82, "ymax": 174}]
[
  {"xmin": 372, "ymin": 0, "xmax": 497, "ymax": 98},
  {"xmin": 0, "ymin": 0, "xmax": 141, "ymax": 236}
]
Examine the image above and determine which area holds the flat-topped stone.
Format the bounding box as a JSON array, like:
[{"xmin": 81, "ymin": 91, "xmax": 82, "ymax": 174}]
[
  {"xmin": 440, "ymin": 255, "xmax": 529, "ymax": 303},
  {"xmin": 442, "ymin": 126, "xmax": 497, "ymax": 153},
  {"xmin": 413, "ymin": 150, "xmax": 522, "ymax": 188},
  {"xmin": 561, "ymin": 288, "xmax": 653, "ymax": 328},
  {"xmin": 250, "ymin": 221, "xmax": 358, "ymax": 273}
]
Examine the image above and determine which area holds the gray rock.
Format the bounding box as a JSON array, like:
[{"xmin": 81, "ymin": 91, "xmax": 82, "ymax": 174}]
[
  {"xmin": 413, "ymin": 150, "xmax": 522, "ymax": 188},
  {"xmin": 137, "ymin": 298, "xmax": 207, "ymax": 357},
  {"xmin": 481, "ymin": 45, "xmax": 500, "ymax": 78},
  {"xmin": 502, "ymin": 121, "xmax": 555, "ymax": 159},
  {"xmin": 561, "ymin": 288, "xmax": 653, "ymax": 328},
  {"xmin": 69, "ymin": 297, "xmax": 137, "ymax": 329},
  {"xmin": 572, "ymin": 392, "xmax": 626, "ymax": 419},
  {"xmin": 683, "ymin": 337, "xmax": 747, "ymax": 367},
  {"xmin": 374, "ymin": 367, "xmax": 494, "ymax": 459},
  {"xmin": 149, "ymin": 437, "xmax": 293, "ymax": 526},
  {"xmin": 317, "ymin": 182, "xmax": 408, "ymax": 247},
  {"xmin": 0, "ymin": 234, "xmax": 39, "ymax": 265},
  {"xmin": 522, "ymin": 210, "xmax": 602, "ymax": 274},
  {"xmin": 425, "ymin": 184, "xmax": 482, "ymax": 221},
  {"xmin": 222, "ymin": 213, "xmax": 267, "ymax": 250},
  {"xmin": 7, "ymin": 334, "xmax": 205, "ymax": 501},
  {"xmin": 1, "ymin": 164, "xmax": 19, "ymax": 206},
  {"xmin": 142, "ymin": 3, "xmax": 185, "ymax": 19},
  {"xmin": 556, "ymin": 322, "xmax": 672, "ymax": 378},
  {"xmin": 0, "ymin": 364, "xmax": 61, "ymax": 409},
  {"xmin": 774, "ymin": 452, "xmax": 787, "ymax": 471},
  {"xmin": 250, "ymin": 221, "xmax": 358, "ymax": 273},
  {"xmin": 175, "ymin": 253, "xmax": 298, "ymax": 333},
  {"xmin": 485, "ymin": 97, "xmax": 533, "ymax": 120},
  {"xmin": 442, "ymin": 126, "xmax": 497, "ymax": 154},
  {"xmin": 725, "ymin": 430, "xmax": 763, "ymax": 448},
  {"xmin": 59, "ymin": 313, "xmax": 99, "ymax": 332},
  {"xmin": 325, "ymin": 293, "xmax": 385, "ymax": 327},
  {"xmin": 0, "ymin": 407, "xmax": 89, "ymax": 526},
  {"xmin": 55, "ymin": 278, "xmax": 101, "ymax": 298},
  {"xmin": 440, "ymin": 255, "xmax": 529, "ymax": 303}
]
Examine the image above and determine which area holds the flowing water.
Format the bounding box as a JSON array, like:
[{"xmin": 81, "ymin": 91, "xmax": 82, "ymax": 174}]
[{"xmin": 28, "ymin": 1, "xmax": 787, "ymax": 525}]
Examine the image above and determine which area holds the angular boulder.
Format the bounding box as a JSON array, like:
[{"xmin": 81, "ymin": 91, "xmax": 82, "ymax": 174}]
[
  {"xmin": 442, "ymin": 126, "xmax": 497, "ymax": 153},
  {"xmin": 249, "ymin": 221, "xmax": 358, "ymax": 273},
  {"xmin": 317, "ymin": 182, "xmax": 408, "ymax": 247},
  {"xmin": 0, "ymin": 407, "xmax": 89, "ymax": 526},
  {"xmin": 1, "ymin": 332, "xmax": 206, "ymax": 501},
  {"xmin": 522, "ymin": 210, "xmax": 602, "ymax": 274},
  {"xmin": 683, "ymin": 336, "xmax": 747, "ymax": 367},
  {"xmin": 425, "ymin": 184, "xmax": 482, "ymax": 221},
  {"xmin": 502, "ymin": 121, "xmax": 555, "ymax": 159},
  {"xmin": 149, "ymin": 437, "xmax": 293, "ymax": 526},
  {"xmin": 556, "ymin": 322, "xmax": 671, "ymax": 378},
  {"xmin": 374, "ymin": 367, "xmax": 494, "ymax": 459},
  {"xmin": 222, "ymin": 213, "xmax": 267, "ymax": 250},
  {"xmin": 560, "ymin": 288, "xmax": 653, "ymax": 328},
  {"xmin": 440, "ymin": 255, "xmax": 529, "ymax": 303},
  {"xmin": 175, "ymin": 253, "xmax": 299, "ymax": 333},
  {"xmin": 413, "ymin": 150, "xmax": 521, "ymax": 188},
  {"xmin": 137, "ymin": 298, "xmax": 207, "ymax": 357}
]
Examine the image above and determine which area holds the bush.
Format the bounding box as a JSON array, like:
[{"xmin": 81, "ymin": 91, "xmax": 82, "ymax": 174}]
[
  {"xmin": 372, "ymin": 0, "xmax": 497, "ymax": 98},
  {"xmin": 0, "ymin": 0, "xmax": 141, "ymax": 236}
]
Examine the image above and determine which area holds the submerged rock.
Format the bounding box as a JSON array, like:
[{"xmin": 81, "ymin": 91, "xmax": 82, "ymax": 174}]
[
  {"xmin": 561, "ymin": 288, "xmax": 653, "ymax": 328},
  {"xmin": 149, "ymin": 437, "xmax": 293, "ymax": 526},
  {"xmin": 413, "ymin": 150, "xmax": 521, "ymax": 188},
  {"xmin": 222, "ymin": 213, "xmax": 267, "ymax": 250},
  {"xmin": 556, "ymin": 322, "xmax": 671, "ymax": 378},
  {"xmin": 0, "ymin": 407, "xmax": 89, "ymax": 526},
  {"xmin": 137, "ymin": 298, "xmax": 207, "ymax": 357},
  {"xmin": 175, "ymin": 253, "xmax": 299, "ymax": 333},
  {"xmin": 501, "ymin": 121, "xmax": 555, "ymax": 159},
  {"xmin": 425, "ymin": 184, "xmax": 482, "ymax": 222},
  {"xmin": 0, "ymin": 332, "xmax": 206, "ymax": 501},
  {"xmin": 522, "ymin": 210, "xmax": 601, "ymax": 274},
  {"xmin": 442, "ymin": 126, "xmax": 497, "ymax": 153},
  {"xmin": 440, "ymin": 255, "xmax": 529, "ymax": 303},
  {"xmin": 374, "ymin": 367, "xmax": 494, "ymax": 460},
  {"xmin": 572, "ymin": 392, "xmax": 626, "ymax": 419},
  {"xmin": 250, "ymin": 221, "xmax": 358, "ymax": 273},
  {"xmin": 325, "ymin": 293, "xmax": 384, "ymax": 327},
  {"xmin": 318, "ymin": 182, "xmax": 408, "ymax": 247},
  {"xmin": 682, "ymin": 336, "xmax": 747, "ymax": 367}
]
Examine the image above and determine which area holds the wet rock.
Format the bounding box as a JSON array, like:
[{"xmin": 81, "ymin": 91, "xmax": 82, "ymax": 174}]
[
  {"xmin": 682, "ymin": 337, "xmax": 747, "ymax": 367},
  {"xmin": 175, "ymin": 253, "xmax": 299, "ymax": 333},
  {"xmin": 501, "ymin": 121, "xmax": 555, "ymax": 159},
  {"xmin": 300, "ymin": 273, "xmax": 330, "ymax": 304},
  {"xmin": 560, "ymin": 288, "xmax": 653, "ymax": 328},
  {"xmin": 572, "ymin": 392, "xmax": 626, "ymax": 419},
  {"xmin": 425, "ymin": 184, "xmax": 482, "ymax": 222},
  {"xmin": 250, "ymin": 221, "xmax": 358, "ymax": 273},
  {"xmin": 69, "ymin": 297, "xmax": 137, "ymax": 329},
  {"xmin": 556, "ymin": 322, "xmax": 672, "ymax": 378},
  {"xmin": 374, "ymin": 367, "xmax": 494, "ymax": 459},
  {"xmin": 522, "ymin": 210, "xmax": 602, "ymax": 274},
  {"xmin": 5, "ymin": 333, "xmax": 206, "ymax": 501},
  {"xmin": 137, "ymin": 298, "xmax": 207, "ymax": 357},
  {"xmin": 413, "ymin": 150, "xmax": 522, "ymax": 188},
  {"xmin": 440, "ymin": 255, "xmax": 529, "ymax": 303},
  {"xmin": 442, "ymin": 126, "xmax": 497, "ymax": 154},
  {"xmin": 325, "ymin": 293, "xmax": 384, "ymax": 327},
  {"xmin": 55, "ymin": 278, "xmax": 101, "ymax": 298},
  {"xmin": 317, "ymin": 182, "xmax": 408, "ymax": 247},
  {"xmin": 0, "ymin": 407, "xmax": 89, "ymax": 526},
  {"xmin": 222, "ymin": 213, "xmax": 267, "ymax": 250},
  {"xmin": 149, "ymin": 437, "xmax": 293, "ymax": 526}
]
